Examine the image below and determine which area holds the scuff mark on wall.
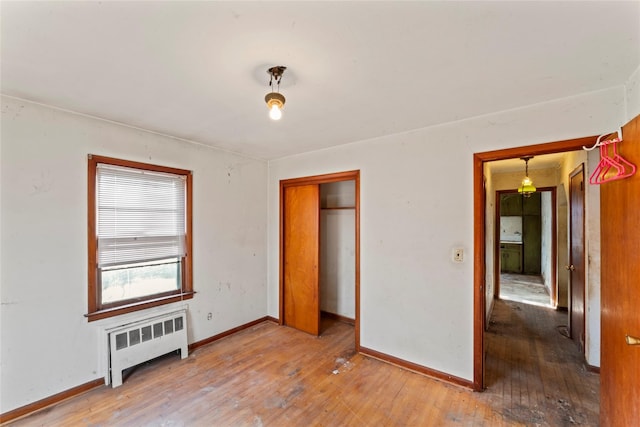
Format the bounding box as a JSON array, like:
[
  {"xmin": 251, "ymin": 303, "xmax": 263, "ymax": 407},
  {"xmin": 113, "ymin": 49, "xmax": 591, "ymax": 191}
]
[
  {"xmin": 224, "ymin": 160, "xmax": 258, "ymax": 184},
  {"xmin": 2, "ymin": 102, "xmax": 24, "ymax": 119},
  {"xmin": 30, "ymin": 170, "xmax": 54, "ymax": 195},
  {"xmin": 226, "ymin": 164, "xmax": 234, "ymax": 184},
  {"xmin": 217, "ymin": 281, "xmax": 232, "ymax": 292}
]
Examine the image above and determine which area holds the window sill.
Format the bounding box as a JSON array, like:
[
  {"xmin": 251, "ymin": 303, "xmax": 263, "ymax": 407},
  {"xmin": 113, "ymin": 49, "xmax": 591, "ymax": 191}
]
[{"xmin": 86, "ymin": 292, "xmax": 195, "ymax": 322}]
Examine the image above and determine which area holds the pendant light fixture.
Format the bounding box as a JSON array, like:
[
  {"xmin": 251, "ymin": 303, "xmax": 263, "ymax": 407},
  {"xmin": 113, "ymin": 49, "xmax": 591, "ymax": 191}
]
[
  {"xmin": 265, "ymin": 66, "xmax": 286, "ymax": 120},
  {"xmin": 518, "ymin": 156, "xmax": 536, "ymax": 197}
]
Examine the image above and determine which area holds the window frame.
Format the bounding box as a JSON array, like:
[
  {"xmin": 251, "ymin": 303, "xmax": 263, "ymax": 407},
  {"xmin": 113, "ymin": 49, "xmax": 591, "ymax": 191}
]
[{"xmin": 87, "ymin": 155, "xmax": 193, "ymax": 322}]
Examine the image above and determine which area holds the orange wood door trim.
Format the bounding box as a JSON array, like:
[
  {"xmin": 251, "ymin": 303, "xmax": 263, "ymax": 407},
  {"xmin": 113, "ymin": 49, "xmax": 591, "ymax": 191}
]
[{"xmin": 474, "ymin": 135, "xmax": 598, "ymax": 391}]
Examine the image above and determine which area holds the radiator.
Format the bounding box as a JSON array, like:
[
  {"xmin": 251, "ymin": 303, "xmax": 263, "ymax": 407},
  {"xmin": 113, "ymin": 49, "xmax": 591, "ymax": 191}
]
[{"xmin": 106, "ymin": 309, "xmax": 188, "ymax": 387}]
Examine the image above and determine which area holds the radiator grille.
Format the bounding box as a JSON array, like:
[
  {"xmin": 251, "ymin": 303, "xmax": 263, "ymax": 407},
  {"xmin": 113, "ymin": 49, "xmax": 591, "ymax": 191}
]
[
  {"xmin": 107, "ymin": 309, "xmax": 188, "ymax": 387},
  {"xmin": 113, "ymin": 316, "xmax": 183, "ymax": 351}
]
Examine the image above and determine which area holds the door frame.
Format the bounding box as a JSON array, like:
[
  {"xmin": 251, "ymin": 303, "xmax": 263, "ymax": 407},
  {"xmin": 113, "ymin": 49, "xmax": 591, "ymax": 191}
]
[
  {"xmin": 494, "ymin": 187, "xmax": 557, "ymax": 306},
  {"xmin": 279, "ymin": 170, "xmax": 361, "ymax": 349},
  {"xmin": 473, "ymin": 135, "xmax": 597, "ymax": 391}
]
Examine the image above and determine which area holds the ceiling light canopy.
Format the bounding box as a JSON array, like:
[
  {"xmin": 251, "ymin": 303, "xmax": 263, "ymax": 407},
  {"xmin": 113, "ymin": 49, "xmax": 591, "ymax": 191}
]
[
  {"xmin": 265, "ymin": 66, "xmax": 286, "ymax": 120},
  {"xmin": 518, "ymin": 156, "xmax": 536, "ymax": 197}
]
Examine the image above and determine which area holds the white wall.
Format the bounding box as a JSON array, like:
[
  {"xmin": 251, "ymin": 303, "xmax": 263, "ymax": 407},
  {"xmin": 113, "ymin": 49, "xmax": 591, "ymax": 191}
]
[
  {"xmin": 585, "ymin": 150, "xmax": 601, "ymax": 368},
  {"xmin": 500, "ymin": 216, "xmax": 523, "ymax": 243},
  {"xmin": 267, "ymin": 87, "xmax": 624, "ymax": 381},
  {"xmin": 556, "ymin": 183, "xmax": 569, "ymax": 308},
  {"xmin": 483, "ymin": 163, "xmax": 495, "ymax": 321},
  {"xmin": 625, "ymin": 64, "xmax": 640, "ymax": 121},
  {"xmin": 320, "ymin": 180, "xmax": 355, "ymax": 208},
  {"xmin": 319, "ymin": 181, "xmax": 356, "ymax": 319},
  {"xmin": 320, "ymin": 210, "xmax": 356, "ymax": 318},
  {"xmin": 540, "ymin": 191, "xmax": 553, "ymax": 296},
  {"xmin": 0, "ymin": 96, "xmax": 268, "ymax": 413}
]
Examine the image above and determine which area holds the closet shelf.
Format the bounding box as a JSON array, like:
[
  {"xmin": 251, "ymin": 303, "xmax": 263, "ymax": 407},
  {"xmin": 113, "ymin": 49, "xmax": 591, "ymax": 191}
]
[{"xmin": 321, "ymin": 206, "xmax": 355, "ymax": 210}]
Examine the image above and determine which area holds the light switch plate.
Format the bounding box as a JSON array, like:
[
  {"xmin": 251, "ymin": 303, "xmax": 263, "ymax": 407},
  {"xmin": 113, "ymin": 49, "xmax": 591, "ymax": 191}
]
[{"xmin": 453, "ymin": 248, "xmax": 464, "ymax": 263}]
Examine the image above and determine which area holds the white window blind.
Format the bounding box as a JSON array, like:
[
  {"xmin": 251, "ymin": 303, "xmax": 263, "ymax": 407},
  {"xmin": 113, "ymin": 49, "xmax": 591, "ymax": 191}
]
[{"xmin": 97, "ymin": 163, "xmax": 186, "ymax": 268}]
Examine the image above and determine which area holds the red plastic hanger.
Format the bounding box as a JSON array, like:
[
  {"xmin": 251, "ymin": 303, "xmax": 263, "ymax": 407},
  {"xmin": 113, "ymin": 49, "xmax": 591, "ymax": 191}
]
[{"xmin": 584, "ymin": 129, "xmax": 636, "ymax": 185}]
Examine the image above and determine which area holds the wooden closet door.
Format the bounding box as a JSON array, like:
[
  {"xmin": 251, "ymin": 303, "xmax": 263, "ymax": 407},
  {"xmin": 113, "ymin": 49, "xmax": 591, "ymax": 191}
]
[
  {"xmin": 600, "ymin": 115, "xmax": 640, "ymax": 426},
  {"xmin": 283, "ymin": 184, "xmax": 320, "ymax": 335}
]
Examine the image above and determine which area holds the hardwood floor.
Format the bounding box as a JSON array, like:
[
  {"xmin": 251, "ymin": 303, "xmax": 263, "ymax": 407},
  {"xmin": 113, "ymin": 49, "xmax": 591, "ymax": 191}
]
[
  {"xmin": 485, "ymin": 299, "xmax": 599, "ymax": 426},
  {"xmin": 9, "ymin": 304, "xmax": 598, "ymax": 426}
]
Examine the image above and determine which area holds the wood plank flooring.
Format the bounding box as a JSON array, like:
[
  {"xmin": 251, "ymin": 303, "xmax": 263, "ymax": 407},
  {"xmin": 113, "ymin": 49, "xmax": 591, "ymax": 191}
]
[
  {"xmin": 9, "ymin": 302, "xmax": 598, "ymax": 426},
  {"xmin": 485, "ymin": 299, "xmax": 599, "ymax": 426}
]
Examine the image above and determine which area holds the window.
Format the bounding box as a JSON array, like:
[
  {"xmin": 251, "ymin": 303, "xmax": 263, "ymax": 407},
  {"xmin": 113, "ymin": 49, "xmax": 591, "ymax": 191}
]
[{"xmin": 87, "ymin": 155, "xmax": 193, "ymax": 321}]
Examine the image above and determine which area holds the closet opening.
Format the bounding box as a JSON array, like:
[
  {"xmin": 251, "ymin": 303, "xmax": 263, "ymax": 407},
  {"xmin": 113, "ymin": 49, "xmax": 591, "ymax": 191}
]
[
  {"xmin": 279, "ymin": 170, "xmax": 360, "ymax": 349},
  {"xmin": 319, "ymin": 181, "xmax": 356, "ymax": 332}
]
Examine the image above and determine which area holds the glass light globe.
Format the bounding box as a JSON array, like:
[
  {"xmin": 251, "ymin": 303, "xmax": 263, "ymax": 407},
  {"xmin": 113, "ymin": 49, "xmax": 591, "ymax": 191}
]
[{"xmin": 269, "ymin": 104, "xmax": 282, "ymax": 120}]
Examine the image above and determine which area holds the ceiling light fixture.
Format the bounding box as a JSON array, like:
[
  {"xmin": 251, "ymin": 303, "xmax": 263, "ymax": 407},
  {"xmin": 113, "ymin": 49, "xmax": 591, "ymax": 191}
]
[
  {"xmin": 265, "ymin": 66, "xmax": 286, "ymax": 120},
  {"xmin": 518, "ymin": 156, "xmax": 536, "ymax": 197}
]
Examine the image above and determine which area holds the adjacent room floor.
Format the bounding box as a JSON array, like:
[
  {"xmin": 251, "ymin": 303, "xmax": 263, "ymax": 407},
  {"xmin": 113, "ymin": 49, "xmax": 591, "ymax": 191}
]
[
  {"xmin": 500, "ymin": 273, "xmax": 553, "ymax": 308},
  {"xmin": 9, "ymin": 302, "xmax": 598, "ymax": 426}
]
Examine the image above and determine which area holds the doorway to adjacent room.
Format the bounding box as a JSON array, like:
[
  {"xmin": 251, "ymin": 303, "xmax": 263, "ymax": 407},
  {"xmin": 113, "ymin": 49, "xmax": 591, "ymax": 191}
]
[{"xmin": 496, "ymin": 189, "xmax": 556, "ymax": 308}]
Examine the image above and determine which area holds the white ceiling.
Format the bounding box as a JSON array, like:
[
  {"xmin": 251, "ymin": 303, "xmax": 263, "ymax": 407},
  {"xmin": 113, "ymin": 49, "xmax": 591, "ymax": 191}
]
[{"xmin": 2, "ymin": 1, "xmax": 639, "ymax": 160}]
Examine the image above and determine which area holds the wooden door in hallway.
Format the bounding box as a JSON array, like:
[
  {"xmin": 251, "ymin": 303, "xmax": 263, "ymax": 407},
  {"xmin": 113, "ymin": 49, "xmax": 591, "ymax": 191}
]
[
  {"xmin": 568, "ymin": 165, "xmax": 585, "ymax": 353},
  {"xmin": 600, "ymin": 115, "xmax": 640, "ymax": 426},
  {"xmin": 283, "ymin": 184, "xmax": 320, "ymax": 335}
]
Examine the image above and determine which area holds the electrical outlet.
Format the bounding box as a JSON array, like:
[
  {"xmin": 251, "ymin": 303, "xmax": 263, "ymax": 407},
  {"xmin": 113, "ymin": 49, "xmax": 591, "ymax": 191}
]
[
  {"xmin": 453, "ymin": 248, "xmax": 464, "ymax": 263},
  {"xmin": 207, "ymin": 312, "xmax": 213, "ymax": 320}
]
